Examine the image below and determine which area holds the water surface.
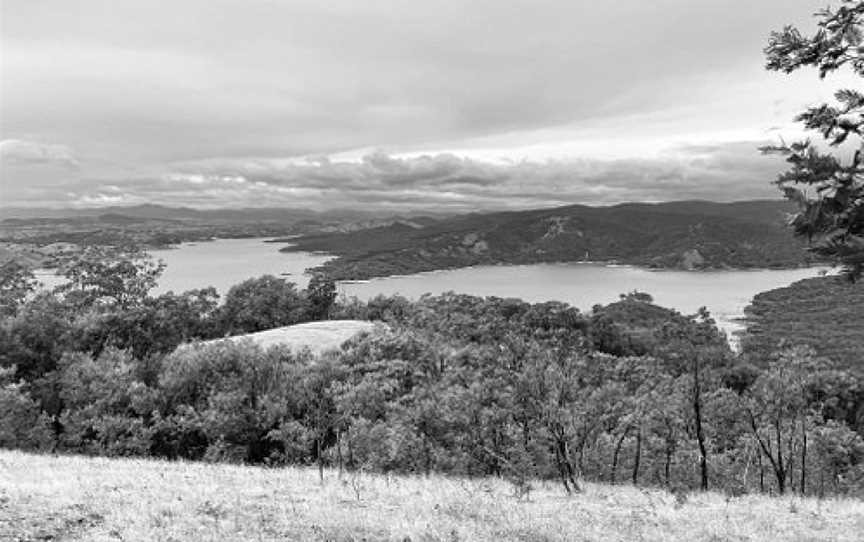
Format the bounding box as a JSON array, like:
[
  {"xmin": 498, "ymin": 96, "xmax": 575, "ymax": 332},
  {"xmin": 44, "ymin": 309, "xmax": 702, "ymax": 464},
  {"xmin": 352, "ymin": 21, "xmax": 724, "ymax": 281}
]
[
  {"xmin": 35, "ymin": 237, "xmax": 332, "ymax": 295},
  {"xmin": 148, "ymin": 238, "xmax": 332, "ymax": 294}
]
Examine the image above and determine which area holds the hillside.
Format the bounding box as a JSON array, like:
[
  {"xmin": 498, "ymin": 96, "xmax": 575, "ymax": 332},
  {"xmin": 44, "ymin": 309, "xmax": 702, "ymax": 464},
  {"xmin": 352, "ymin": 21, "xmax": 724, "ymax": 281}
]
[
  {"xmin": 184, "ymin": 320, "xmax": 378, "ymax": 354},
  {"xmin": 282, "ymin": 200, "xmax": 816, "ymax": 280},
  {"xmin": 741, "ymin": 276, "xmax": 864, "ymax": 373},
  {"xmin": 0, "ymin": 205, "xmax": 447, "ymax": 268},
  {"xmin": 3, "ymin": 450, "xmax": 861, "ymax": 542}
]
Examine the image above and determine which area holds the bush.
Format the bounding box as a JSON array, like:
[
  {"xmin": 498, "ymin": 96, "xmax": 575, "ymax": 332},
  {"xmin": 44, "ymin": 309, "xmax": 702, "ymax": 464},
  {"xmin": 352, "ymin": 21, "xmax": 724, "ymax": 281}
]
[{"xmin": 0, "ymin": 368, "xmax": 54, "ymax": 451}]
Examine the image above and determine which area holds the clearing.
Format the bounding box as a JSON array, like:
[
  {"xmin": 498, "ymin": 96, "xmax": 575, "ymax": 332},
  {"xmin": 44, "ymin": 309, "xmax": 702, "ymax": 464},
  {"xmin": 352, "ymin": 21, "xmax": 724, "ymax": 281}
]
[{"xmin": 186, "ymin": 319, "xmax": 378, "ymax": 355}]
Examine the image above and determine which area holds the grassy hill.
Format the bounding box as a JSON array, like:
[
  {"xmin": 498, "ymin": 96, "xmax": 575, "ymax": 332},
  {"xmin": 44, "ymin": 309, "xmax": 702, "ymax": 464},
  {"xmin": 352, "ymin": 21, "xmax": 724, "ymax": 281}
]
[
  {"xmin": 185, "ymin": 320, "xmax": 378, "ymax": 354},
  {"xmin": 2, "ymin": 450, "xmax": 862, "ymax": 542},
  {"xmin": 741, "ymin": 276, "xmax": 864, "ymax": 373},
  {"xmin": 283, "ymin": 200, "xmax": 816, "ymax": 280}
]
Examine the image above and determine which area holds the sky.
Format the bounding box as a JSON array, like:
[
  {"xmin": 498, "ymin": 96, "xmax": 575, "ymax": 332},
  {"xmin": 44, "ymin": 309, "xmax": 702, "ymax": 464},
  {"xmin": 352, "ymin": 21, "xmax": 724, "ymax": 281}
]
[{"xmin": 0, "ymin": 0, "xmax": 858, "ymax": 212}]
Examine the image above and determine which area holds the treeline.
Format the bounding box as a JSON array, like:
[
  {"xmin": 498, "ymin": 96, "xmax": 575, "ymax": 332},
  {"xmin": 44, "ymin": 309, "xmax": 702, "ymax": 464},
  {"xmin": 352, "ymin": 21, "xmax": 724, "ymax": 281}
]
[{"xmin": 1, "ymin": 250, "xmax": 862, "ymax": 499}]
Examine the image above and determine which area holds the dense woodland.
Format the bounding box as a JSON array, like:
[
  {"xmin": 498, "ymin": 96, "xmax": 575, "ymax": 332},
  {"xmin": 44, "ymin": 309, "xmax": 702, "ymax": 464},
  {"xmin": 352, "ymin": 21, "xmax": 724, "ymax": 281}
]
[
  {"xmin": 1, "ymin": 249, "xmax": 862, "ymax": 500},
  {"xmin": 742, "ymin": 276, "xmax": 864, "ymax": 373}
]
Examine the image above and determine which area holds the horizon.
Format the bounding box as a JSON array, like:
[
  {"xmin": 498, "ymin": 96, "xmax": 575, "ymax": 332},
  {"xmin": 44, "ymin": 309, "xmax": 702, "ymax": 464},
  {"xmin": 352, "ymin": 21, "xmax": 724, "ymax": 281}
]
[
  {"xmin": 1, "ymin": 1, "xmax": 858, "ymax": 212},
  {"xmin": 0, "ymin": 197, "xmax": 792, "ymax": 218}
]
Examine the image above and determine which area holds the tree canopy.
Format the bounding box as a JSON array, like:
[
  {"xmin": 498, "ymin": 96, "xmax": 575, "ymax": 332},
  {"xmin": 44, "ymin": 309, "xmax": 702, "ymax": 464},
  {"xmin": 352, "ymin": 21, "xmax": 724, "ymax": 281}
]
[{"xmin": 763, "ymin": 0, "xmax": 864, "ymax": 280}]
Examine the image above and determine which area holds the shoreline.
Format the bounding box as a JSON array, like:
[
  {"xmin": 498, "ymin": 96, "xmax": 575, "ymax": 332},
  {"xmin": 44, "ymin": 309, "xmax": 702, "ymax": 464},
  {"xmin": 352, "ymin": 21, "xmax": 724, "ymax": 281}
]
[{"xmin": 312, "ymin": 257, "xmax": 830, "ymax": 283}]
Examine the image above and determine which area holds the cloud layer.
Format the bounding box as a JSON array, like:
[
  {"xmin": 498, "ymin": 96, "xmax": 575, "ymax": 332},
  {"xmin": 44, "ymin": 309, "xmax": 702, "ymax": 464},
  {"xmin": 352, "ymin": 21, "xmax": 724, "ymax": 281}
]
[
  {"xmin": 0, "ymin": 0, "xmax": 852, "ymax": 210},
  {"xmin": 15, "ymin": 141, "xmax": 780, "ymax": 211}
]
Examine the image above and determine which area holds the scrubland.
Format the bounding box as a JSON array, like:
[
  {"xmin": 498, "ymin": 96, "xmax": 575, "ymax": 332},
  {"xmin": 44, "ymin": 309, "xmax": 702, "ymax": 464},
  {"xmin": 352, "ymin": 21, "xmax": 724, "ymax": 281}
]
[{"xmin": 2, "ymin": 450, "xmax": 862, "ymax": 542}]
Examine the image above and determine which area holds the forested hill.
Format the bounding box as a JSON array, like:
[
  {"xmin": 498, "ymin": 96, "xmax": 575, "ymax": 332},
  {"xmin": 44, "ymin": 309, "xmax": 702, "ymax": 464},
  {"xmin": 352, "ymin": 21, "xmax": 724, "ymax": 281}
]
[
  {"xmin": 283, "ymin": 200, "xmax": 816, "ymax": 280},
  {"xmin": 741, "ymin": 276, "xmax": 864, "ymax": 374}
]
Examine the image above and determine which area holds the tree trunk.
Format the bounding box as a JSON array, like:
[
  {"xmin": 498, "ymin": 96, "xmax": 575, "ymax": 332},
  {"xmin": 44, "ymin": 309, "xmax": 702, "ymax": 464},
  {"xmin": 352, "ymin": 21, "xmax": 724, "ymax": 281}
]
[
  {"xmin": 555, "ymin": 439, "xmax": 580, "ymax": 494},
  {"xmin": 337, "ymin": 430, "xmax": 344, "ymax": 478},
  {"xmin": 818, "ymin": 467, "xmax": 825, "ymax": 500},
  {"xmin": 317, "ymin": 438, "xmax": 324, "ymax": 483},
  {"xmin": 554, "ymin": 442, "xmax": 572, "ymax": 494},
  {"xmin": 800, "ymin": 421, "xmax": 807, "ymax": 496},
  {"xmin": 664, "ymin": 442, "xmax": 674, "ymax": 487},
  {"xmin": 748, "ymin": 409, "xmax": 787, "ymax": 496},
  {"xmin": 631, "ymin": 427, "xmax": 642, "ymax": 486},
  {"xmin": 611, "ymin": 426, "xmax": 630, "ymax": 484},
  {"xmin": 758, "ymin": 451, "xmax": 765, "ymax": 493},
  {"xmin": 775, "ymin": 419, "xmax": 786, "ymax": 495},
  {"xmin": 692, "ymin": 361, "xmax": 709, "ymax": 491},
  {"xmin": 423, "ymin": 436, "xmax": 432, "ymax": 477}
]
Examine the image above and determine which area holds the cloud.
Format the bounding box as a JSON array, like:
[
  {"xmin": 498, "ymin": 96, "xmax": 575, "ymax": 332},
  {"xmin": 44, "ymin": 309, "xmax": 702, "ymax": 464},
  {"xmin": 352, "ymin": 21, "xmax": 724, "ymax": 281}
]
[
  {"xmin": 0, "ymin": 139, "xmax": 79, "ymax": 169},
  {"xmin": 30, "ymin": 139, "xmax": 782, "ymax": 211},
  {"xmin": 0, "ymin": 139, "xmax": 83, "ymax": 205},
  {"xmin": 0, "ymin": 1, "xmax": 841, "ymax": 209}
]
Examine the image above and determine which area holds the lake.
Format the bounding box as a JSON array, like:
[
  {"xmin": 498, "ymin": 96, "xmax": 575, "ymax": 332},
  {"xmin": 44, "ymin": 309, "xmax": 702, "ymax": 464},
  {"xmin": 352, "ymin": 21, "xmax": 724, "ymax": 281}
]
[
  {"xmin": 34, "ymin": 237, "xmax": 332, "ymax": 295},
  {"xmin": 36, "ymin": 237, "xmax": 827, "ymax": 344},
  {"xmin": 338, "ymin": 263, "xmax": 827, "ymax": 345}
]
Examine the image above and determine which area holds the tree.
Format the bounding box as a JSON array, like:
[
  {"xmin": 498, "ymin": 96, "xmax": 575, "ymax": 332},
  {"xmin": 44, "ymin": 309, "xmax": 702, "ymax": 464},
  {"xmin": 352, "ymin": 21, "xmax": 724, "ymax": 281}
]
[
  {"xmin": 655, "ymin": 307, "xmax": 732, "ymax": 491},
  {"xmin": 78, "ymin": 287, "xmax": 220, "ymax": 360},
  {"xmin": 158, "ymin": 340, "xmax": 311, "ymax": 462},
  {"xmin": 218, "ymin": 275, "xmax": 309, "ymax": 334},
  {"xmin": 0, "ymin": 366, "xmax": 53, "ymax": 450},
  {"xmin": 57, "ymin": 348, "xmax": 159, "ymax": 456},
  {"xmin": 742, "ymin": 347, "xmax": 833, "ymax": 495},
  {"xmin": 0, "ymin": 261, "xmax": 39, "ymax": 317},
  {"xmin": 619, "ymin": 290, "xmax": 654, "ymax": 304},
  {"xmin": 306, "ymin": 274, "xmax": 337, "ymax": 321},
  {"xmin": 763, "ymin": 0, "xmax": 864, "ymax": 280},
  {"xmin": 0, "ymin": 292, "xmax": 74, "ymax": 383},
  {"xmin": 56, "ymin": 246, "xmax": 164, "ymax": 309}
]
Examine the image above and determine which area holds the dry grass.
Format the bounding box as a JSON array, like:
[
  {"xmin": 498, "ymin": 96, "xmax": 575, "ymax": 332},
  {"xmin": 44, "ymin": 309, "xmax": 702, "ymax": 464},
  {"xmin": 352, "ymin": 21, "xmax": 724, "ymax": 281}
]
[
  {"xmin": 189, "ymin": 320, "xmax": 378, "ymax": 354},
  {"xmin": 2, "ymin": 450, "xmax": 862, "ymax": 542}
]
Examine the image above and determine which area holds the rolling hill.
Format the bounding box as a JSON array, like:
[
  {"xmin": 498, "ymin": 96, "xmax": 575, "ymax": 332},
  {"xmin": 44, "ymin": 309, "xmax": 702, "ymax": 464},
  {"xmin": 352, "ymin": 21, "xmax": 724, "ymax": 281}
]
[
  {"xmin": 282, "ymin": 200, "xmax": 817, "ymax": 280},
  {"xmin": 741, "ymin": 276, "xmax": 864, "ymax": 373},
  {"xmin": 181, "ymin": 320, "xmax": 378, "ymax": 354}
]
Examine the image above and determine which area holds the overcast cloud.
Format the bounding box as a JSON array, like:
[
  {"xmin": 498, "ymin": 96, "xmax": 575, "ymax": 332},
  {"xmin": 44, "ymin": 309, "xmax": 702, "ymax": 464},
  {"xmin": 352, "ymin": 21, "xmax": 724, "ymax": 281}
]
[{"xmin": 0, "ymin": 0, "xmax": 857, "ymax": 210}]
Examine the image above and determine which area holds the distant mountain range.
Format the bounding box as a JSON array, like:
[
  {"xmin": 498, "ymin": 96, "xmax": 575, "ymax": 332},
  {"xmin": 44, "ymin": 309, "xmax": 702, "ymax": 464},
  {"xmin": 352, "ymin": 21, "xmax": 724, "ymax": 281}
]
[
  {"xmin": 1, "ymin": 200, "xmax": 818, "ymax": 278},
  {"xmin": 280, "ymin": 200, "xmax": 817, "ymax": 279},
  {"xmin": 0, "ymin": 204, "xmax": 446, "ymax": 225}
]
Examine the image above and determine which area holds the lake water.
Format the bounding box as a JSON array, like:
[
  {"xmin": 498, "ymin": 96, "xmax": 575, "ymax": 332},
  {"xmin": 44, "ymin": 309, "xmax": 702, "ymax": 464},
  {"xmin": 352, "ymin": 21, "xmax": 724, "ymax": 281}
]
[
  {"xmin": 148, "ymin": 238, "xmax": 332, "ymax": 294},
  {"xmin": 35, "ymin": 237, "xmax": 827, "ymax": 345},
  {"xmin": 338, "ymin": 263, "xmax": 826, "ymax": 345},
  {"xmin": 34, "ymin": 237, "xmax": 332, "ymax": 295}
]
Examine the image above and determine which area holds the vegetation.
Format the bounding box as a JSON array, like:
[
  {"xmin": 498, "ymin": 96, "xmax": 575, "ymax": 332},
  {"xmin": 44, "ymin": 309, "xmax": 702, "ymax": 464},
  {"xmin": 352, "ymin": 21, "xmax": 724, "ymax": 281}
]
[
  {"xmin": 1, "ymin": 251, "xmax": 862, "ymax": 502},
  {"xmin": 4, "ymin": 450, "xmax": 863, "ymax": 542},
  {"xmin": 281, "ymin": 200, "xmax": 815, "ymax": 280},
  {"xmin": 742, "ymin": 276, "xmax": 864, "ymax": 374},
  {"xmin": 2, "ymin": 9, "xmax": 863, "ymax": 539},
  {"xmin": 763, "ymin": 0, "xmax": 864, "ymax": 280}
]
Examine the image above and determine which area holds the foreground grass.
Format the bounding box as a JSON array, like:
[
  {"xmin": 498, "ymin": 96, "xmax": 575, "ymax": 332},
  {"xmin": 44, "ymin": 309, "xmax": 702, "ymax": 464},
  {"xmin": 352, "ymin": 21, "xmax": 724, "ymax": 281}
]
[{"xmin": 2, "ymin": 451, "xmax": 862, "ymax": 541}]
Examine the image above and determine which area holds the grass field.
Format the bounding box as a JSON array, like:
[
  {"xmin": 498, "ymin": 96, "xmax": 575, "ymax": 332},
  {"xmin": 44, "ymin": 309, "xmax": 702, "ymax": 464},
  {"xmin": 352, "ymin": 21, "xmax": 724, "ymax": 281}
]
[{"xmin": 2, "ymin": 451, "xmax": 862, "ymax": 541}]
